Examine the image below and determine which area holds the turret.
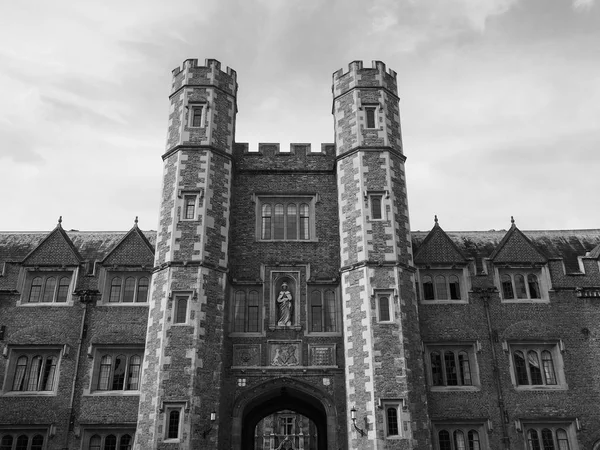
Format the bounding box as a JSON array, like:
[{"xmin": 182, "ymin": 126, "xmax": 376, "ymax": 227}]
[{"xmin": 333, "ymin": 61, "xmax": 430, "ymax": 449}]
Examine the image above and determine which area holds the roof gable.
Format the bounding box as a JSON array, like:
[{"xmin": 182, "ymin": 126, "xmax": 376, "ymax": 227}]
[
  {"xmin": 490, "ymin": 221, "xmax": 547, "ymax": 265},
  {"xmin": 101, "ymin": 222, "xmax": 155, "ymax": 267},
  {"xmin": 587, "ymin": 243, "xmax": 600, "ymax": 259},
  {"xmin": 414, "ymin": 219, "xmax": 468, "ymax": 265},
  {"xmin": 21, "ymin": 223, "xmax": 82, "ymax": 266}
]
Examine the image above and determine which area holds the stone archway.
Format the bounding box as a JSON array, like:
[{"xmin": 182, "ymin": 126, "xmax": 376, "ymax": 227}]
[{"xmin": 231, "ymin": 377, "xmax": 338, "ymax": 450}]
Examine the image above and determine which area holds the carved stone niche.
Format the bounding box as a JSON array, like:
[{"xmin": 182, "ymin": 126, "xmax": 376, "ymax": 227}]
[{"xmin": 269, "ymin": 271, "xmax": 301, "ymax": 331}]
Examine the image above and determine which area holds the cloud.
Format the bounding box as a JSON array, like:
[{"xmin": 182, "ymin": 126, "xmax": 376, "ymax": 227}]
[{"xmin": 573, "ymin": 0, "xmax": 595, "ymax": 11}]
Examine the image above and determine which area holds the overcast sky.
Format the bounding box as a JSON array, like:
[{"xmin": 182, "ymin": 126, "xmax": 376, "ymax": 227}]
[{"xmin": 1, "ymin": 0, "xmax": 598, "ymax": 233}]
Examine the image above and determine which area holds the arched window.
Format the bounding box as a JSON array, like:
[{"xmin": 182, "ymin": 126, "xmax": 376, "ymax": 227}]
[
  {"xmin": 299, "ymin": 203, "xmax": 310, "ymax": 239},
  {"xmin": 175, "ymin": 297, "xmax": 188, "ymax": 324},
  {"xmin": 449, "ymin": 275, "xmax": 461, "ymax": 300},
  {"xmin": 98, "ymin": 355, "xmax": 112, "ymax": 390},
  {"xmin": 110, "ymin": 278, "xmax": 122, "ymax": 303},
  {"xmin": 273, "ymin": 204, "xmax": 285, "ymax": 240},
  {"xmin": 29, "ymin": 277, "xmax": 42, "ymax": 303},
  {"xmin": 386, "ymin": 407, "xmax": 399, "ymax": 436},
  {"xmin": 105, "ymin": 434, "xmax": 117, "ymax": 450},
  {"xmin": 438, "ymin": 430, "xmax": 451, "ymax": 450},
  {"xmin": 458, "ymin": 351, "xmax": 472, "ymax": 386},
  {"xmin": 453, "ymin": 430, "xmax": 466, "ymax": 450},
  {"xmin": 137, "ymin": 277, "xmax": 149, "ymax": 303},
  {"xmin": 168, "ymin": 409, "xmax": 181, "ymax": 439},
  {"xmin": 468, "ymin": 430, "xmax": 480, "ymax": 450},
  {"xmin": 123, "ymin": 277, "xmax": 136, "ymax": 302},
  {"xmin": 56, "ymin": 276, "xmax": 70, "ymax": 302},
  {"xmin": 556, "ymin": 429, "xmax": 570, "ymax": 450},
  {"xmin": 0, "ymin": 436, "xmax": 13, "ymax": 450},
  {"xmin": 89, "ymin": 435, "xmax": 101, "ymax": 450},
  {"xmin": 286, "ymin": 204, "xmax": 297, "ymax": 240},
  {"xmin": 26, "ymin": 356, "xmax": 43, "ymax": 391},
  {"xmin": 541, "ymin": 351, "xmax": 556, "ymax": 385},
  {"xmin": 435, "ymin": 275, "xmax": 448, "ymax": 300},
  {"xmin": 233, "ymin": 291, "xmax": 246, "ymax": 332},
  {"xmin": 513, "ymin": 350, "xmax": 528, "ymax": 385},
  {"xmin": 515, "ymin": 274, "xmax": 527, "ymax": 299},
  {"xmin": 378, "ymin": 295, "xmax": 390, "ymax": 321},
  {"xmin": 120, "ymin": 434, "xmax": 133, "ymax": 450},
  {"xmin": 371, "ymin": 195, "xmax": 382, "ymax": 220},
  {"xmin": 444, "ymin": 351, "xmax": 458, "ymax": 385},
  {"xmin": 12, "ymin": 356, "xmax": 28, "ymax": 391},
  {"xmin": 501, "ymin": 274, "xmax": 514, "ymax": 299},
  {"xmin": 528, "ymin": 350, "xmax": 543, "ymax": 385},
  {"xmin": 127, "ymin": 355, "xmax": 141, "ymax": 390},
  {"xmin": 430, "ymin": 351, "xmax": 442, "ymax": 386},
  {"xmin": 42, "ymin": 277, "xmax": 56, "ymax": 303},
  {"xmin": 528, "ymin": 274, "xmax": 540, "ymax": 299},
  {"xmin": 541, "ymin": 428, "xmax": 555, "ymax": 450},
  {"xmin": 325, "ymin": 290, "xmax": 336, "ymax": 332},
  {"xmin": 247, "ymin": 290, "xmax": 259, "ymax": 332},
  {"xmin": 528, "ymin": 429, "xmax": 541, "ymax": 450},
  {"xmin": 311, "ymin": 291, "xmax": 323, "ymax": 332},
  {"xmin": 41, "ymin": 356, "xmax": 57, "ymax": 391},
  {"xmin": 422, "ymin": 275, "xmax": 434, "ymax": 300},
  {"xmin": 261, "ymin": 204, "xmax": 272, "ymax": 240},
  {"xmin": 111, "ymin": 355, "xmax": 126, "ymax": 390},
  {"xmin": 15, "ymin": 435, "xmax": 28, "ymax": 450},
  {"xmin": 31, "ymin": 435, "xmax": 44, "ymax": 450}
]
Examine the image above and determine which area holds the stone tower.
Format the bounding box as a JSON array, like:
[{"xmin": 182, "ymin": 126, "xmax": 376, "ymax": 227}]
[
  {"xmin": 135, "ymin": 58, "xmax": 237, "ymax": 449},
  {"xmin": 333, "ymin": 61, "xmax": 430, "ymax": 448}
]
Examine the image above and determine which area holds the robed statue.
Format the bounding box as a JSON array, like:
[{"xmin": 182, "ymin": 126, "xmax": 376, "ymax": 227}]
[{"xmin": 276, "ymin": 282, "xmax": 293, "ymax": 326}]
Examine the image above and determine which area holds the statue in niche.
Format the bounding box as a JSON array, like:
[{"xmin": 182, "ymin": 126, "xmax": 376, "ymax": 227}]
[{"xmin": 276, "ymin": 282, "xmax": 293, "ymax": 326}]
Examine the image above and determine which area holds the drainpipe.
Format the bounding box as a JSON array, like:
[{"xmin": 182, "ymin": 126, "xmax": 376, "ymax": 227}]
[
  {"xmin": 63, "ymin": 290, "xmax": 95, "ymax": 450},
  {"xmin": 475, "ymin": 287, "xmax": 510, "ymax": 450}
]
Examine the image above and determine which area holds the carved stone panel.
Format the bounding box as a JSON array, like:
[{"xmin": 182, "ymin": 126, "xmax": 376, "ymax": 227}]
[
  {"xmin": 308, "ymin": 344, "xmax": 336, "ymax": 367},
  {"xmin": 269, "ymin": 341, "xmax": 301, "ymax": 367},
  {"xmin": 233, "ymin": 344, "xmax": 261, "ymax": 367}
]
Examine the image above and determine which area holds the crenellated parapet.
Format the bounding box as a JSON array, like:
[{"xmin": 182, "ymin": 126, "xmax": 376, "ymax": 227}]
[
  {"xmin": 171, "ymin": 58, "xmax": 237, "ymax": 97},
  {"xmin": 233, "ymin": 143, "xmax": 335, "ymax": 171},
  {"xmin": 332, "ymin": 60, "xmax": 397, "ymax": 99}
]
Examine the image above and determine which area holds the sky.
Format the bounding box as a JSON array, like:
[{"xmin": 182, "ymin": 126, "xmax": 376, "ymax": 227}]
[{"xmin": 0, "ymin": 0, "xmax": 599, "ymax": 233}]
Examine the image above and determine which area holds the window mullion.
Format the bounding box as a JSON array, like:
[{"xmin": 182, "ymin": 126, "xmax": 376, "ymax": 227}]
[
  {"xmin": 441, "ymin": 351, "xmax": 447, "ymax": 385},
  {"xmin": 454, "ymin": 351, "xmax": 461, "ymax": 386}
]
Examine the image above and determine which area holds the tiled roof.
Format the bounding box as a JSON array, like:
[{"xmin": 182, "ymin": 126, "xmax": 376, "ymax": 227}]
[
  {"xmin": 0, "ymin": 230, "xmax": 157, "ymax": 264},
  {"xmin": 413, "ymin": 223, "xmax": 468, "ymax": 265},
  {"xmin": 412, "ymin": 228, "xmax": 600, "ymax": 273}
]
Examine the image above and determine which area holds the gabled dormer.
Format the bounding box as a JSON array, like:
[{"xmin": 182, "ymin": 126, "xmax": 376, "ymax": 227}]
[
  {"xmin": 414, "ymin": 217, "xmax": 470, "ymax": 303},
  {"xmin": 18, "ymin": 217, "xmax": 81, "ymax": 305},
  {"xmin": 491, "ymin": 218, "xmax": 550, "ymax": 302},
  {"xmin": 98, "ymin": 218, "xmax": 155, "ymax": 305}
]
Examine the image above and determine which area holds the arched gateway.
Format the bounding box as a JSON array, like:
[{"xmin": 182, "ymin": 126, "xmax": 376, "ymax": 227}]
[{"xmin": 231, "ymin": 378, "xmax": 338, "ymax": 450}]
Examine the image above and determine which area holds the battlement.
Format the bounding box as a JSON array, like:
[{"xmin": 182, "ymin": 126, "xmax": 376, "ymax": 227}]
[
  {"xmin": 233, "ymin": 143, "xmax": 336, "ymax": 171},
  {"xmin": 170, "ymin": 58, "xmax": 237, "ymax": 97},
  {"xmin": 332, "ymin": 60, "xmax": 398, "ymax": 97}
]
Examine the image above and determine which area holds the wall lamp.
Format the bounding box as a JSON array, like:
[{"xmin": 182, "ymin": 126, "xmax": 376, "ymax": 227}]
[
  {"xmin": 350, "ymin": 407, "xmax": 366, "ymax": 437},
  {"xmin": 202, "ymin": 411, "xmax": 217, "ymax": 438}
]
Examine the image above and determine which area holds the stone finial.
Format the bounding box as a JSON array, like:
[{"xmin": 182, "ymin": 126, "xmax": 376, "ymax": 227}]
[
  {"xmin": 434, "ymin": 215, "xmax": 439, "ymax": 225},
  {"xmin": 57, "ymin": 216, "xmax": 63, "ymax": 228},
  {"xmin": 134, "ymin": 216, "xmax": 139, "ymax": 228},
  {"xmin": 511, "ymin": 216, "xmax": 515, "ymax": 226}
]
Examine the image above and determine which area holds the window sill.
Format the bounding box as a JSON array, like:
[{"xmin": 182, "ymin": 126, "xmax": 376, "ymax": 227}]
[
  {"xmin": 420, "ymin": 300, "xmax": 468, "ymax": 305},
  {"xmin": 258, "ymin": 239, "xmax": 319, "ymax": 243},
  {"xmin": 513, "ymin": 385, "xmax": 567, "ymax": 391},
  {"xmin": 84, "ymin": 391, "xmax": 141, "ymax": 397},
  {"xmin": 230, "ymin": 332, "xmax": 265, "ymax": 338},
  {"xmin": 501, "ymin": 299, "xmax": 549, "ymax": 304},
  {"xmin": 2, "ymin": 391, "xmax": 57, "ymax": 397},
  {"xmin": 98, "ymin": 303, "xmax": 149, "ymax": 307},
  {"xmin": 17, "ymin": 302, "xmax": 73, "ymax": 307},
  {"xmin": 430, "ymin": 386, "xmax": 480, "ymax": 392},
  {"xmin": 305, "ymin": 331, "xmax": 342, "ymax": 337}
]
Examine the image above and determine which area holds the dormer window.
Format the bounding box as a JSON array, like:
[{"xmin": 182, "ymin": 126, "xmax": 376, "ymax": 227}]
[
  {"xmin": 497, "ymin": 268, "xmax": 548, "ymax": 302},
  {"xmin": 21, "ymin": 271, "xmax": 74, "ymax": 305},
  {"xmin": 419, "ymin": 269, "xmax": 467, "ymax": 303}
]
